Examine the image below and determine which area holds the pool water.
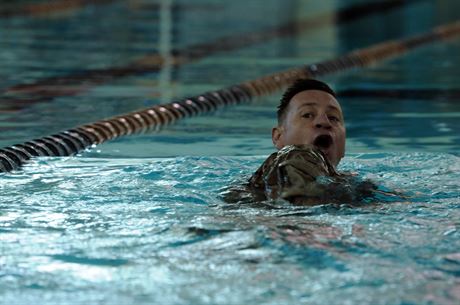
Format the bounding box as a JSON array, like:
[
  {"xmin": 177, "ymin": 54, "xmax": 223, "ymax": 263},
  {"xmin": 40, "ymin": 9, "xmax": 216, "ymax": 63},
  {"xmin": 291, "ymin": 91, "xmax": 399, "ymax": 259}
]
[
  {"xmin": 1, "ymin": 0, "xmax": 460, "ymax": 304},
  {"xmin": 1, "ymin": 153, "xmax": 459, "ymax": 304}
]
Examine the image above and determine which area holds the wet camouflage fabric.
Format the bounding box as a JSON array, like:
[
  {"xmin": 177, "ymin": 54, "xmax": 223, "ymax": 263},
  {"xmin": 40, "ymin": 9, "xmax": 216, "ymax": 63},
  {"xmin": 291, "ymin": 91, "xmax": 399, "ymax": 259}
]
[{"xmin": 223, "ymin": 145, "xmax": 376, "ymax": 205}]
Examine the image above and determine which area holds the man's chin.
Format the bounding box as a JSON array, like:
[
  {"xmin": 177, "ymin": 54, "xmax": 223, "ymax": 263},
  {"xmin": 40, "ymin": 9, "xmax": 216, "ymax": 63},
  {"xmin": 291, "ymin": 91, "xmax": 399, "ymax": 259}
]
[
  {"xmin": 315, "ymin": 146, "xmax": 330, "ymax": 158},
  {"xmin": 317, "ymin": 148, "xmax": 339, "ymax": 167}
]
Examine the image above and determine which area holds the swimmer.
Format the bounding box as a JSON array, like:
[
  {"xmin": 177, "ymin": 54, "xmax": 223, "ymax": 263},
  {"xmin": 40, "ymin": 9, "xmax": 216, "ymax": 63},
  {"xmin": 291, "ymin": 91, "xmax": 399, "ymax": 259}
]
[{"xmin": 223, "ymin": 78, "xmax": 380, "ymax": 205}]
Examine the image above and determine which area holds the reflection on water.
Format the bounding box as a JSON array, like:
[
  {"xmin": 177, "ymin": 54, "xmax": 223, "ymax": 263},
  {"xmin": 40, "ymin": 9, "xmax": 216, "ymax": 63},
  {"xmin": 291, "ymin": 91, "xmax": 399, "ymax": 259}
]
[{"xmin": 1, "ymin": 153, "xmax": 459, "ymax": 305}]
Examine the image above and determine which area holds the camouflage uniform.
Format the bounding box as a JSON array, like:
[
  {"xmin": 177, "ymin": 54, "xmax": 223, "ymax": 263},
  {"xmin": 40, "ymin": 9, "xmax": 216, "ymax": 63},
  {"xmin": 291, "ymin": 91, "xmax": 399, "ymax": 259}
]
[{"xmin": 223, "ymin": 144, "xmax": 376, "ymax": 205}]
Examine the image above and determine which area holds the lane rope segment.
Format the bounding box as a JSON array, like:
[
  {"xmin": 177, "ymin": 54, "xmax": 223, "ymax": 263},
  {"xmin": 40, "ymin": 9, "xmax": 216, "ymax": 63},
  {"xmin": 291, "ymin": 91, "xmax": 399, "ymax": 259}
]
[{"xmin": 1, "ymin": 20, "xmax": 460, "ymax": 172}]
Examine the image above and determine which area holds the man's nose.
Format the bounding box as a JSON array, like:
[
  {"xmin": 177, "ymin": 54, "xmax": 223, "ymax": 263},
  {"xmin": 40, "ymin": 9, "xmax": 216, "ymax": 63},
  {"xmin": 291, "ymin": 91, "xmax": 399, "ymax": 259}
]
[{"xmin": 314, "ymin": 113, "xmax": 332, "ymax": 129}]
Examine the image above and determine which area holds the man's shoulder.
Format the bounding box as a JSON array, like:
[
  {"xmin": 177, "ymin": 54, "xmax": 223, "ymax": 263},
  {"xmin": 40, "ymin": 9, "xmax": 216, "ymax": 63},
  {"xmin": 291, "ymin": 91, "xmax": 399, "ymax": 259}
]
[
  {"xmin": 245, "ymin": 145, "xmax": 340, "ymax": 201},
  {"xmin": 249, "ymin": 145, "xmax": 337, "ymax": 185}
]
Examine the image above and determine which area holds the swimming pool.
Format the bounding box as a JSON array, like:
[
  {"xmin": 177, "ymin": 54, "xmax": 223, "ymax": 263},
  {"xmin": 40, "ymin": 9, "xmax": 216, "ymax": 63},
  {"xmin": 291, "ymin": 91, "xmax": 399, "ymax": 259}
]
[{"xmin": 1, "ymin": 1, "xmax": 459, "ymax": 304}]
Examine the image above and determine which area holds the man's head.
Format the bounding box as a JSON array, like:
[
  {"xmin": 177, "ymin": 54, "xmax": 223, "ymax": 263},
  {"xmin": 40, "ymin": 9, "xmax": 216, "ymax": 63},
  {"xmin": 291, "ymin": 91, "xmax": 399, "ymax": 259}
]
[{"xmin": 272, "ymin": 79, "xmax": 346, "ymax": 167}]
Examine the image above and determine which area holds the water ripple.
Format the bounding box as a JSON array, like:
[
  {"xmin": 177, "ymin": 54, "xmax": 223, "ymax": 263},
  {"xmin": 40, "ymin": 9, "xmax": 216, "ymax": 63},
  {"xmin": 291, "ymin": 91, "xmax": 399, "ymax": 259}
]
[{"xmin": 1, "ymin": 153, "xmax": 459, "ymax": 305}]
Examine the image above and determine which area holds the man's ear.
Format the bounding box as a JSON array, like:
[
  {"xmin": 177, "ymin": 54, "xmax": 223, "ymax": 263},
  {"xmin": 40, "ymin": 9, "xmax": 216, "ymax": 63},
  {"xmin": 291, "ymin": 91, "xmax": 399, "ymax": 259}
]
[{"xmin": 272, "ymin": 126, "xmax": 284, "ymax": 149}]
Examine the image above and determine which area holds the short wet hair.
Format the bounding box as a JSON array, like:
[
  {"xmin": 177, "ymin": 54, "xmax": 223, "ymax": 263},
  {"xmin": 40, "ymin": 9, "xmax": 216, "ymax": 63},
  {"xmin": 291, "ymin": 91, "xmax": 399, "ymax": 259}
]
[{"xmin": 277, "ymin": 78, "xmax": 336, "ymax": 124}]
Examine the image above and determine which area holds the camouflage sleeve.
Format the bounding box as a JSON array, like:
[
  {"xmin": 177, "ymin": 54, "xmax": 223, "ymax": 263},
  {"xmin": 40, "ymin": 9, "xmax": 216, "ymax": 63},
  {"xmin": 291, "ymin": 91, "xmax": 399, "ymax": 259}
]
[
  {"xmin": 248, "ymin": 145, "xmax": 339, "ymax": 204},
  {"xmin": 223, "ymin": 144, "xmax": 378, "ymax": 205}
]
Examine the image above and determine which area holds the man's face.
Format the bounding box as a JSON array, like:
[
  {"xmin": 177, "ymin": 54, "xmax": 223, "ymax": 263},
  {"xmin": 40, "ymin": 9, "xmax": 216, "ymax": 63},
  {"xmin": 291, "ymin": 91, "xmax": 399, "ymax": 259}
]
[{"xmin": 272, "ymin": 90, "xmax": 346, "ymax": 167}]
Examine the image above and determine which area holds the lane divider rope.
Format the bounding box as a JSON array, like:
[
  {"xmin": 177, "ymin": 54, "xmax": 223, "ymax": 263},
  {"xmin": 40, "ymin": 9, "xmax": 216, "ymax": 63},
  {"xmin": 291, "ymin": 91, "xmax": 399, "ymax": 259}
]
[{"xmin": 1, "ymin": 20, "xmax": 459, "ymax": 172}]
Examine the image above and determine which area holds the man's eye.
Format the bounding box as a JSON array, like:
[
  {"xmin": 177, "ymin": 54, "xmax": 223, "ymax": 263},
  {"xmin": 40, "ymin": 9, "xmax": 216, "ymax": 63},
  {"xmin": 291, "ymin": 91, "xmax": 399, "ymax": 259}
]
[
  {"xmin": 328, "ymin": 116, "xmax": 340, "ymax": 122},
  {"xmin": 302, "ymin": 113, "xmax": 313, "ymax": 118}
]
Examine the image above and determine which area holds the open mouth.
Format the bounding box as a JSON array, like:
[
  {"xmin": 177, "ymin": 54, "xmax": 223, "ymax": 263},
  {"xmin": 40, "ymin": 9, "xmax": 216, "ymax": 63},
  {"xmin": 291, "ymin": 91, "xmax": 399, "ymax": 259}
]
[{"xmin": 313, "ymin": 134, "xmax": 333, "ymax": 150}]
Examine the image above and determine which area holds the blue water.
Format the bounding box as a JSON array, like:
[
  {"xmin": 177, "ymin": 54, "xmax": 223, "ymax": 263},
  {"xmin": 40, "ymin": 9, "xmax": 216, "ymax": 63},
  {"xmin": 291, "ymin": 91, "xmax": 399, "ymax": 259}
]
[
  {"xmin": 1, "ymin": 153, "xmax": 459, "ymax": 304},
  {"xmin": 1, "ymin": 0, "xmax": 460, "ymax": 304}
]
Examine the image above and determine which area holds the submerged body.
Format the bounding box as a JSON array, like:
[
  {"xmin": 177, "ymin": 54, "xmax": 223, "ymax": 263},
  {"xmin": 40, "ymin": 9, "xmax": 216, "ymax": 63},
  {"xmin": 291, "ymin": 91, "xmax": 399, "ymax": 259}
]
[{"xmin": 223, "ymin": 144, "xmax": 377, "ymax": 205}]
